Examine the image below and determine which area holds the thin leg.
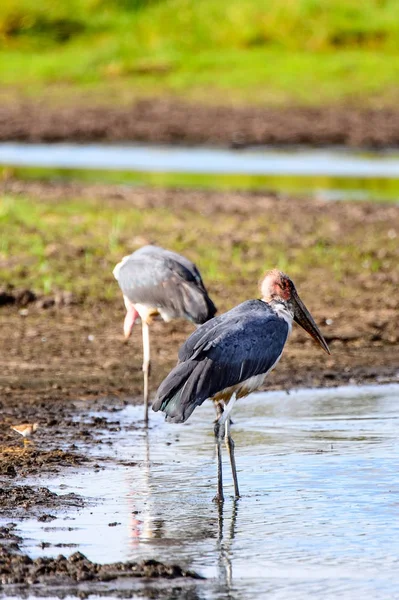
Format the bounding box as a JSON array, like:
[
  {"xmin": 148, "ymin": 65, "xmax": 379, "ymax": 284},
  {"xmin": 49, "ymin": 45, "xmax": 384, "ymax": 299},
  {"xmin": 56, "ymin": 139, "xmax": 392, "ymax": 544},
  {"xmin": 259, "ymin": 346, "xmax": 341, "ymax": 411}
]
[
  {"xmin": 213, "ymin": 419, "xmax": 224, "ymax": 503},
  {"xmin": 142, "ymin": 321, "xmax": 151, "ymax": 426},
  {"xmin": 218, "ymin": 393, "xmax": 238, "ymax": 430},
  {"xmin": 213, "ymin": 394, "xmax": 239, "ymax": 503},
  {"xmin": 214, "ymin": 401, "xmax": 224, "ymax": 420},
  {"xmin": 123, "ymin": 296, "xmax": 139, "ymax": 340},
  {"xmin": 225, "ymin": 418, "xmax": 240, "ymax": 499}
]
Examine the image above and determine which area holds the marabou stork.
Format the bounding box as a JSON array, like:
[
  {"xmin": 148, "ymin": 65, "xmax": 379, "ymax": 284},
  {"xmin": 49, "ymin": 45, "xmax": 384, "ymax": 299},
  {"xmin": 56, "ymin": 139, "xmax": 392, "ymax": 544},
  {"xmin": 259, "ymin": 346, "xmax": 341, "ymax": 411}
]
[
  {"xmin": 113, "ymin": 245, "xmax": 217, "ymax": 423},
  {"xmin": 153, "ymin": 269, "xmax": 330, "ymax": 502}
]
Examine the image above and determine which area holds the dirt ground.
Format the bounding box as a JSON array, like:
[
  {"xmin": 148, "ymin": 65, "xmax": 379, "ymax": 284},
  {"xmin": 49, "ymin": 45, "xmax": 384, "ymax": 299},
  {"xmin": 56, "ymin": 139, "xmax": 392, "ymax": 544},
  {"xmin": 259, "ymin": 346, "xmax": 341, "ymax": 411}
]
[
  {"xmin": 0, "ymin": 179, "xmax": 398, "ymax": 594},
  {"xmin": 1, "ymin": 180, "xmax": 398, "ymax": 418},
  {"xmin": 2, "ymin": 99, "xmax": 399, "ymax": 147},
  {"xmin": 0, "ymin": 547, "xmax": 201, "ymax": 585}
]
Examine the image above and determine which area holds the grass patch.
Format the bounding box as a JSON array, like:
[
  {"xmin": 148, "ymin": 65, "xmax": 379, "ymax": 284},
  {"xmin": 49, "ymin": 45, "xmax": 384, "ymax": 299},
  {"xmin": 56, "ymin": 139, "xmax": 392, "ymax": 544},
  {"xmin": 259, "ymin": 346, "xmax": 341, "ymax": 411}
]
[
  {"xmin": 3, "ymin": 166, "xmax": 399, "ymax": 203},
  {"xmin": 0, "ymin": 188, "xmax": 396, "ymax": 305},
  {"xmin": 1, "ymin": 0, "xmax": 399, "ymax": 106}
]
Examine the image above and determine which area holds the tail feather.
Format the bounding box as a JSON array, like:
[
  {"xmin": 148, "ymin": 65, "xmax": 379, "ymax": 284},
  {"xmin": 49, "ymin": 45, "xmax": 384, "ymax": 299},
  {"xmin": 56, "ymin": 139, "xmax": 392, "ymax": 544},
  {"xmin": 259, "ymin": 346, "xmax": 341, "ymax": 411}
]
[
  {"xmin": 181, "ymin": 282, "xmax": 216, "ymax": 325},
  {"xmin": 153, "ymin": 360, "xmax": 210, "ymax": 423}
]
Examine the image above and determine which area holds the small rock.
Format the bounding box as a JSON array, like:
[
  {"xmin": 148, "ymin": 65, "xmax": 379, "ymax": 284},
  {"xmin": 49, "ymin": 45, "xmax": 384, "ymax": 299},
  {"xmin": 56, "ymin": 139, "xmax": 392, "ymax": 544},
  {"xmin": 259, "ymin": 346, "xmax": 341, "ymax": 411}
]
[
  {"xmin": 54, "ymin": 291, "xmax": 76, "ymax": 307},
  {"xmin": 15, "ymin": 289, "xmax": 36, "ymax": 307},
  {"xmin": 37, "ymin": 298, "xmax": 55, "ymax": 309},
  {"xmin": 37, "ymin": 514, "xmax": 57, "ymax": 523},
  {"xmin": 0, "ymin": 289, "xmax": 15, "ymax": 306}
]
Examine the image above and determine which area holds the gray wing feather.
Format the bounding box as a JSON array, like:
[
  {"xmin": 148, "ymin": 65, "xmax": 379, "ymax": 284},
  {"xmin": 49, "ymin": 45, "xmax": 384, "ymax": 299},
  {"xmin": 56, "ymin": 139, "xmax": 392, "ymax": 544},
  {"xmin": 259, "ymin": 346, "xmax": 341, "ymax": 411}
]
[
  {"xmin": 115, "ymin": 245, "xmax": 216, "ymax": 324},
  {"xmin": 153, "ymin": 300, "xmax": 289, "ymax": 422}
]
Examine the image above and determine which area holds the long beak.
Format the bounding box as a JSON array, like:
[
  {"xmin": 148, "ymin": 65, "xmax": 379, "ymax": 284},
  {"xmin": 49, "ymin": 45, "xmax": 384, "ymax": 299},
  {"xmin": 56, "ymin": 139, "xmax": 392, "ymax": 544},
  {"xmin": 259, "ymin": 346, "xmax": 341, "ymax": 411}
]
[{"xmin": 292, "ymin": 291, "xmax": 331, "ymax": 355}]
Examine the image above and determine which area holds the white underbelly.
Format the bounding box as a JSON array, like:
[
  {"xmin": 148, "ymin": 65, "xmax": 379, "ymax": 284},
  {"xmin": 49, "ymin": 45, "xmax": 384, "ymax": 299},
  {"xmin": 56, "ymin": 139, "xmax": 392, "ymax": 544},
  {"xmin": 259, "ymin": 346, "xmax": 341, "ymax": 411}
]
[
  {"xmin": 212, "ymin": 352, "xmax": 284, "ymax": 403},
  {"xmin": 238, "ymin": 373, "xmax": 268, "ymax": 395}
]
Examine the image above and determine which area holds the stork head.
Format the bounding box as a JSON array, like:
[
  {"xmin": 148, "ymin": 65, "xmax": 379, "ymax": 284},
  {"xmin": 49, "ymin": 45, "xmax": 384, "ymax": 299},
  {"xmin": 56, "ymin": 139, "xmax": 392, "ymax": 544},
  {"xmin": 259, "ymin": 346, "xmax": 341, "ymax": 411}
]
[{"xmin": 260, "ymin": 269, "xmax": 330, "ymax": 355}]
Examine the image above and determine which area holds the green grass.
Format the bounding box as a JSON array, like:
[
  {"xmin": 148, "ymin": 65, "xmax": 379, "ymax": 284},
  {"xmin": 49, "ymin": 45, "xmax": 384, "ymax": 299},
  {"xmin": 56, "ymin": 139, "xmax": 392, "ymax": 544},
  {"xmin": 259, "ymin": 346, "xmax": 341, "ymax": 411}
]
[
  {"xmin": 0, "ymin": 189, "xmax": 397, "ymax": 304},
  {"xmin": 1, "ymin": 0, "xmax": 399, "ymax": 106},
  {"xmin": 3, "ymin": 166, "xmax": 399, "ymax": 203}
]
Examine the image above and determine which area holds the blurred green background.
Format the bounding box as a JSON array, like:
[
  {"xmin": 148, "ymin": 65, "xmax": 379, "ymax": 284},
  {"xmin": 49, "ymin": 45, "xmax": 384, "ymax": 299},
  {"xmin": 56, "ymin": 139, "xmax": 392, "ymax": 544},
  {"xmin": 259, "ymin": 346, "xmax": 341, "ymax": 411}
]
[{"xmin": 2, "ymin": 0, "xmax": 399, "ymax": 106}]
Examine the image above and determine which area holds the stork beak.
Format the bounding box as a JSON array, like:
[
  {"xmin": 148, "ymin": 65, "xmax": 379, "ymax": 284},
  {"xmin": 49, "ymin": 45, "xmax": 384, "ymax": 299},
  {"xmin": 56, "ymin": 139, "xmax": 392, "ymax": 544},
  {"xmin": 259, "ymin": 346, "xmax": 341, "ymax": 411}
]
[{"xmin": 292, "ymin": 290, "xmax": 331, "ymax": 355}]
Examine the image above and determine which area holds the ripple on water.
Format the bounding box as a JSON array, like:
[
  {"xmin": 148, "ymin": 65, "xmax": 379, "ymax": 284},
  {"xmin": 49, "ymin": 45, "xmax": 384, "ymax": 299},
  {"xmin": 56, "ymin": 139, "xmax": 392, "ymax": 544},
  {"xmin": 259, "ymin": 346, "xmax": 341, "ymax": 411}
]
[{"xmin": 7, "ymin": 383, "xmax": 399, "ymax": 600}]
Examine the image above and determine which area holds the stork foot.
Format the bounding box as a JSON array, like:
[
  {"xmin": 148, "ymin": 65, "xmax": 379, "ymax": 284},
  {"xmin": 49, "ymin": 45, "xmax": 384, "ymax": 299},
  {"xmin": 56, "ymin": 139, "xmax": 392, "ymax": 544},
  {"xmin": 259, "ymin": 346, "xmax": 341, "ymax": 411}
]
[{"xmin": 212, "ymin": 493, "xmax": 225, "ymax": 504}]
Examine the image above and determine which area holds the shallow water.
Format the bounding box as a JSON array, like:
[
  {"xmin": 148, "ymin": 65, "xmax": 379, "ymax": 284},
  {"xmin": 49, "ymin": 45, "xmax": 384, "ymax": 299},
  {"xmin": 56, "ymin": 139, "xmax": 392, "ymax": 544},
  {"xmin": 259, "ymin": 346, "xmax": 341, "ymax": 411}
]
[
  {"xmin": 1, "ymin": 142, "xmax": 399, "ymax": 177},
  {"xmin": 5, "ymin": 383, "xmax": 399, "ymax": 599},
  {"xmin": 3, "ymin": 143, "xmax": 399, "ymax": 203}
]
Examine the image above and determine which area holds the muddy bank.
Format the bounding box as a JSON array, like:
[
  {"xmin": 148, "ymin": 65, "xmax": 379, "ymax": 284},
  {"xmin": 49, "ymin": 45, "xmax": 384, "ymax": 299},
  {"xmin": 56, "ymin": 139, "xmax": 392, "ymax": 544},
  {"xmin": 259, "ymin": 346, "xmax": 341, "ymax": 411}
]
[
  {"xmin": 0, "ymin": 549, "xmax": 201, "ymax": 585},
  {"xmin": 0, "ymin": 393, "xmax": 129, "ymax": 479},
  {"xmin": 0, "ymin": 525, "xmax": 22, "ymax": 553},
  {"xmin": 1, "ymin": 545, "xmax": 202, "ymax": 598},
  {"xmin": 2, "ymin": 99, "xmax": 399, "ymax": 148},
  {"xmin": 0, "ymin": 485, "xmax": 84, "ymax": 520},
  {"xmin": 0, "ymin": 448, "xmax": 88, "ymax": 479}
]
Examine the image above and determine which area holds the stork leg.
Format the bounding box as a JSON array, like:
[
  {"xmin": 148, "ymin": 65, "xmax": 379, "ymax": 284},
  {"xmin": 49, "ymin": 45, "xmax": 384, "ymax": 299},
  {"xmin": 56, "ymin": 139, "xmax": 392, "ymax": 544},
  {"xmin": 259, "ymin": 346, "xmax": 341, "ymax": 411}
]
[
  {"xmin": 141, "ymin": 320, "xmax": 151, "ymax": 426},
  {"xmin": 213, "ymin": 394, "xmax": 238, "ymax": 503},
  {"xmin": 225, "ymin": 417, "xmax": 240, "ymax": 499},
  {"xmin": 214, "ymin": 417, "xmax": 224, "ymax": 503}
]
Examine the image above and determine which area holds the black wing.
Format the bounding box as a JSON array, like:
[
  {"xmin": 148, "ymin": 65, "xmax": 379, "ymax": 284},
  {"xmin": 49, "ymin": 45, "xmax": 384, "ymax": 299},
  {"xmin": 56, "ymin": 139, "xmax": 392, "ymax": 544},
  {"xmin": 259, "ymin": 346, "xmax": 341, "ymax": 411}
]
[
  {"xmin": 153, "ymin": 300, "xmax": 289, "ymax": 423},
  {"xmin": 114, "ymin": 245, "xmax": 216, "ymax": 324}
]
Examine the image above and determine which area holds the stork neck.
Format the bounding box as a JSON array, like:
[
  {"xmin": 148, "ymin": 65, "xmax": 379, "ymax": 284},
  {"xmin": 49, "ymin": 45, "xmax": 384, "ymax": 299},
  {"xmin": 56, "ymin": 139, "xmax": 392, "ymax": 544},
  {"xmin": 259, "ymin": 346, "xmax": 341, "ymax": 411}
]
[{"xmin": 269, "ymin": 299, "xmax": 294, "ymax": 331}]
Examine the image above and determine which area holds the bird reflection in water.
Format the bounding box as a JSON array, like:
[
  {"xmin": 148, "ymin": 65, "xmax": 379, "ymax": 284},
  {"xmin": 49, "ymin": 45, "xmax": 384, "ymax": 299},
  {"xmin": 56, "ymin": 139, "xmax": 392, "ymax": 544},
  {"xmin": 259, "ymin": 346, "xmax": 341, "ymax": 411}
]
[
  {"xmin": 123, "ymin": 427, "xmax": 241, "ymax": 600},
  {"xmin": 216, "ymin": 500, "xmax": 239, "ymax": 598},
  {"xmin": 126, "ymin": 427, "xmax": 159, "ymax": 548}
]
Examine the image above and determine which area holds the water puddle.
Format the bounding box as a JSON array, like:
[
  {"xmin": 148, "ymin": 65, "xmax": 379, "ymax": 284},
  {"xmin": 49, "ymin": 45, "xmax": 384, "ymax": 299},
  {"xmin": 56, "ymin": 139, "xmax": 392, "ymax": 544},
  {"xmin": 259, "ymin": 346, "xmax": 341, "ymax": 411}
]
[
  {"xmin": 3, "ymin": 383, "xmax": 399, "ymax": 599},
  {"xmin": 2, "ymin": 143, "xmax": 399, "ymax": 203},
  {"xmin": 1, "ymin": 143, "xmax": 399, "ymax": 178}
]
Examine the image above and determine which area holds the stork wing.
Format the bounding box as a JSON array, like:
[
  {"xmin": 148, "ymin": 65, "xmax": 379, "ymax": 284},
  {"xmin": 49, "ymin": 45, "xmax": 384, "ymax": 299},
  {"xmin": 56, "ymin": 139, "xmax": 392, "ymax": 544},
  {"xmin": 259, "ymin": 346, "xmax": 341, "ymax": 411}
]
[
  {"xmin": 115, "ymin": 246, "xmax": 216, "ymax": 323},
  {"xmin": 154, "ymin": 300, "xmax": 289, "ymax": 422}
]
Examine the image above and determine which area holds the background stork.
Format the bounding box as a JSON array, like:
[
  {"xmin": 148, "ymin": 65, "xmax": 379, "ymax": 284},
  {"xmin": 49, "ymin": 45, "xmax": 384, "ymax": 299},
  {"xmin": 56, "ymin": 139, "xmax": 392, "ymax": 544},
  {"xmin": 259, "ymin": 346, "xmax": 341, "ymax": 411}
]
[
  {"xmin": 153, "ymin": 269, "xmax": 330, "ymax": 502},
  {"xmin": 113, "ymin": 245, "xmax": 216, "ymax": 423}
]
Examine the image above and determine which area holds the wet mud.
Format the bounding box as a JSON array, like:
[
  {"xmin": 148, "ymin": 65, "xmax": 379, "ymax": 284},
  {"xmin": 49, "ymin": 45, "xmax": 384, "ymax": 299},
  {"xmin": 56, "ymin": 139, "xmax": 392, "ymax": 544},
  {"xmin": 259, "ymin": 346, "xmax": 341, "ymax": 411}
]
[
  {"xmin": 0, "ymin": 485, "xmax": 84, "ymax": 520},
  {"xmin": 0, "ymin": 526, "xmax": 22, "ymax": 553},
  {"xmin": 2, "ymin": 99, "xmax": 399, "ymax": 148},
  {"xmin": 0, "ymin": 549, "xmax": 201, "ymax": 585},
  {"xmin": 0, "ymin": 396, "xmax": 200, "ymax": 595},
  {"xmin": 0, "ymin": 448, "xmax": 87, "ymax": 479}
]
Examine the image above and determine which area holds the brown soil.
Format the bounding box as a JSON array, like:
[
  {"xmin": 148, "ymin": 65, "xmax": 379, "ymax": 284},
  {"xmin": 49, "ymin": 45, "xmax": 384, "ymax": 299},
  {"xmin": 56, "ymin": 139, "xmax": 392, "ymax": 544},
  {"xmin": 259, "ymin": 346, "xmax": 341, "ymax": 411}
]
[
  {"xmin": 2, "ymin": 99, "xmax": 399, "ymax": 147},
  {"xmin": 0, "ymin": 485, "xmax": 84, "ymax": 520},
  {"xmin": 0, "ymin": 548, "xmax": 201, "ymax": 585},
  {"xmin": 0, "ymin": 448, "xmax": 87, "ymax": 479}
]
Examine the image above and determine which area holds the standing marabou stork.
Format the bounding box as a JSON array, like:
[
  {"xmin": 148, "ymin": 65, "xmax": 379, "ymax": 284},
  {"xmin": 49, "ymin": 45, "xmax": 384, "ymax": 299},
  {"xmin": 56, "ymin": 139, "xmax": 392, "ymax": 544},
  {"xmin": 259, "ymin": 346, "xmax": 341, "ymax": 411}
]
[
  {"xmin": 153, "ymin": 269, "xmax": 330, "ymax": 502},
  {"xmin": 113, "ymin": 245, "xmax": 216, "ymax": 423}
]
